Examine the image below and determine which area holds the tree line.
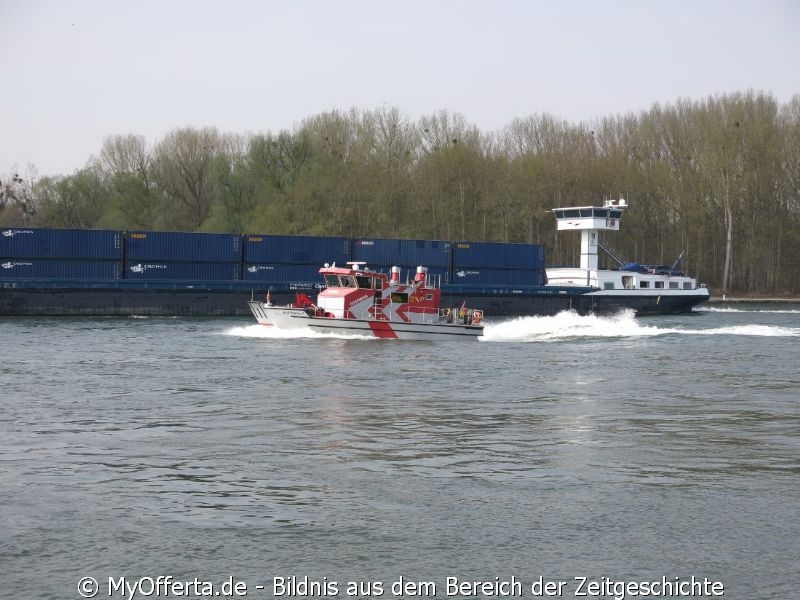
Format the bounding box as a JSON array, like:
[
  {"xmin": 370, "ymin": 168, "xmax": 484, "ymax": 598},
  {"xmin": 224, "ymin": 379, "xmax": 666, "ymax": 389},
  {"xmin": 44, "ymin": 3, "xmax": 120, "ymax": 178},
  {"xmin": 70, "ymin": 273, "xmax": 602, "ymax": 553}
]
[{"xmin": 2, "ymin": 90, "xmax": 799, "ymax": 295}]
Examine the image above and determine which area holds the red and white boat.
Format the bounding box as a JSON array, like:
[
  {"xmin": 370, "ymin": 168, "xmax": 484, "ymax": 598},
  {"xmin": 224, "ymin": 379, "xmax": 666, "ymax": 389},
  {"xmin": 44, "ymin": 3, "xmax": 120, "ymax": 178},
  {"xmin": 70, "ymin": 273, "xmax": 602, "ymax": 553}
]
[{"xmin": 247, "ymin": 263, "xmax": 484, "ymax": 340}]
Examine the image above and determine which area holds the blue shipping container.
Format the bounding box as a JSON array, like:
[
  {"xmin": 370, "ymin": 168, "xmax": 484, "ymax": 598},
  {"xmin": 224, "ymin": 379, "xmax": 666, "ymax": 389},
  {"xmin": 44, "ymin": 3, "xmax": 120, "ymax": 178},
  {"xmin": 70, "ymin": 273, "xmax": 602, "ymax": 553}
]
[
  {"xmin": 351, "ymin": 238, "xmax": 451, "ymax": 268},
  {"xmin": 452, "ymin": 241, "xmax": 545, "ymax": 269},
  {"xmin": 0, "ymin": 259, "xmax": 121, "ymax": 279},
  {"xmin": 0, "ymin": 228, "xmax": 122, "ymax": 260},
  {"xmin": 125, "ymin": 231, "xmax": 242, "ymax": 263},
  {"xmin": 356, "ymin": 264, "xmax": 451, "ymax": 285},
  {"xmin": 243, "ymin": 235, "xmax": 350, "ymax": 265},
  {"xmin": 124, "ymin": 261, "xmax": 240, "ymax": 281},
  {"xmin": 450, "ymin": 268, "xmax": 545, "ymax": 286},
  {"xmin": 242, "ymin": 263, "xmax": 325, "ymax": 283}
]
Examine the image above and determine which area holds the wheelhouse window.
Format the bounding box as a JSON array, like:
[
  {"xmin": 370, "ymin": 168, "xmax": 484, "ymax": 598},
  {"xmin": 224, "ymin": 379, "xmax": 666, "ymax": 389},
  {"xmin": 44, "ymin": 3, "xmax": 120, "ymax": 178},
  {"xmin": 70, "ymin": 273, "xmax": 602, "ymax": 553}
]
[
  {"xmin": 324, "ymin": 274, "xmax": 340, "ymax": 287},
  {"xmin": 391, "ymin": 292, "xmax": 408, "ymax": 303},
  {"xmin": 356, "ymin": 276, "xmax": 372, "ymax": 289},
  {"xmin": 340, "ymin": 276, "xmax": 356, "ymax": 288}
]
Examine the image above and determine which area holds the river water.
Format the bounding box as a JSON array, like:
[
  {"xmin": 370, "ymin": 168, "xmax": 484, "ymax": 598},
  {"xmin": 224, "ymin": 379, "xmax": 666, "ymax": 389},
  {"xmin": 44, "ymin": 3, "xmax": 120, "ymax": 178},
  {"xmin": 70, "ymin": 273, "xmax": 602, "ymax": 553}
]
[{"xmin": 1, "ymin": 305, "xmax": 798, "ymax": 600}]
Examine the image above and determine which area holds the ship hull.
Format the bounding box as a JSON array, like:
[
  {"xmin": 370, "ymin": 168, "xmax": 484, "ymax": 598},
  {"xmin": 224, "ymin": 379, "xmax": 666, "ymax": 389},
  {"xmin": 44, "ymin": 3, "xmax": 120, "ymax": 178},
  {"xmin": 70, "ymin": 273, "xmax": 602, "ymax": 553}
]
[
  {"xmin": 454, "ymin": 288, "xmax": 710, "ymax": 317},
  {"xmin": 0, "ymin": 285, "xmax": 709, "ymax": 317}
]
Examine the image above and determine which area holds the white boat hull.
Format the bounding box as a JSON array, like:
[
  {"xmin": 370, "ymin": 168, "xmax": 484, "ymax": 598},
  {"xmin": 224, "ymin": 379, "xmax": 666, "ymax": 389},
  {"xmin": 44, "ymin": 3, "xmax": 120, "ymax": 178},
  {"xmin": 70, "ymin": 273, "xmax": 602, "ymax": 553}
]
[
  {"xmin": 247, "ymin": 301, "xmax": 482, "ymax": 340},
  {"xmin": 247, "ymin": 302, "xmax": 309, "ymax": 329}
]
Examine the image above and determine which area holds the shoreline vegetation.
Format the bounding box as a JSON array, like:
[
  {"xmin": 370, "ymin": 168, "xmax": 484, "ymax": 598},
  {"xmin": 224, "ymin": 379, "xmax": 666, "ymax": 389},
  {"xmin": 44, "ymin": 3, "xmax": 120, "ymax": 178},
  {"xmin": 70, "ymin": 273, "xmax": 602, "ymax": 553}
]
[{"xmin": 2, "ymin": 90, "xmax": 799, "ymax": 297}]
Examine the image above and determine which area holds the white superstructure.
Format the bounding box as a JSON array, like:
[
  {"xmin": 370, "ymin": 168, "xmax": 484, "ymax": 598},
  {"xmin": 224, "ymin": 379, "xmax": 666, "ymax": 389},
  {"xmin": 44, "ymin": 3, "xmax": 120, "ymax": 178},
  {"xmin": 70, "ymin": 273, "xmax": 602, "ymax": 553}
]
[{"xmin": 546, "ymin": 199, "xmax": 709, "ymax": 303}]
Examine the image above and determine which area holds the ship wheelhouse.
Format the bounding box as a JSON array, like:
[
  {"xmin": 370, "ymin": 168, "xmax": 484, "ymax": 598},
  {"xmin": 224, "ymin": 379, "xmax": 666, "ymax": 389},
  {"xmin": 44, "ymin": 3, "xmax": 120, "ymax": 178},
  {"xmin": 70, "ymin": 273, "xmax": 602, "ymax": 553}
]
[{"xmin": 546, "ymin": 199, "xmax": 706, "ymax": 295}]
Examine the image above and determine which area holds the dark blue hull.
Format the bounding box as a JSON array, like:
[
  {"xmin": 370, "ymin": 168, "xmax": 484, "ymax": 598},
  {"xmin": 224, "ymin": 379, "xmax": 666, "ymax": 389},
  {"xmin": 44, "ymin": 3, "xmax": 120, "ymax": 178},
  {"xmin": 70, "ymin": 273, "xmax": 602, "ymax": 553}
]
[{"xmin": 0, "ymin": 280, "xmax": 708, "ymax": 316}]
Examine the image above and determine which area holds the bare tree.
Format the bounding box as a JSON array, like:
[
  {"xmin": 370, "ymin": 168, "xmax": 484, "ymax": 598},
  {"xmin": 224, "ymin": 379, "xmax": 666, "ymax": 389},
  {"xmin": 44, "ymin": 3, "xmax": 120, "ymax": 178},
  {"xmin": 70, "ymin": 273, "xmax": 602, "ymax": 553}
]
[
  {"xmin": 152, "ymin": 127, "xmax": 221, "ymax": 229},
  {"xmin": 98, "ymin": 134, "xmax": 161, "ymax": 228},
  {"xmin": 0, "ymin": 167, "xmax": 39, "ymax": 226}
]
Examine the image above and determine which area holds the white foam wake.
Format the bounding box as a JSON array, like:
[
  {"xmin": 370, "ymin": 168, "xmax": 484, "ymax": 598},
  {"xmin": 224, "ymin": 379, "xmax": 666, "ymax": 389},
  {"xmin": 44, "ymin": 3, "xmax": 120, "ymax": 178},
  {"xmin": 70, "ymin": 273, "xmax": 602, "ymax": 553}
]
[
  {"xmin": 688, "ymin": 324, "xmax": 800, "ymax": 337},
  {"xmin": 480, "ymin": 310, "xmax": 800, "ymax": 342},
  {"xmin": 224, "ymin": 312, "xmax": 799, "ymax": 343},
  {"xmin": 480, "ymin": 310, "xmax": 662, "ymax": 342},
  {"xmin": 223, "ymin": 324, "xmax": 375, "ymax": 340},
  {"xmin": 697, "ymin": 306, "xmax": 800, "ymax": 314}
]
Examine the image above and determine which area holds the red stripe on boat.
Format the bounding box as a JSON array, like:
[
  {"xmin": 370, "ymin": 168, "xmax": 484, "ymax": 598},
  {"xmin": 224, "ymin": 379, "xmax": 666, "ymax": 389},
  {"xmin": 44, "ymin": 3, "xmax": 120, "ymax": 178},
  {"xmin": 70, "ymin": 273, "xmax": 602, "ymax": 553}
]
[{"xmin": 368, "ymin": 321, "xmax": 399, "ymax": 338}]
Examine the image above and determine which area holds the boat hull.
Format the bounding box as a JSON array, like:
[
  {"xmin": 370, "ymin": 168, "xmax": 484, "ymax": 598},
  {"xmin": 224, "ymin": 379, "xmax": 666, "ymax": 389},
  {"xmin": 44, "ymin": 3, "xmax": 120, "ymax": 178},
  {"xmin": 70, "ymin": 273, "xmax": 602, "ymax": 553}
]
[
  {"xmin": 583, "ymin": 289, "xmax": 710, "ymax": 315},
  {"xmin": 440, "ymin": 286, "xmax": 710, "ymax": 317},
  {"xmin": 0, "ymin": 285, "xmax": 709, "ymax": 317},
  {"xmin": 247, "ymin": 301, "xmax": 483, "ymax": 340},
  {"xmin": 306, "ymin": 318, "xmax": 483, "ymax": 340},
  {"xmin": 247, "ymin": 302, "xmax": 309, "ymax": 328}
]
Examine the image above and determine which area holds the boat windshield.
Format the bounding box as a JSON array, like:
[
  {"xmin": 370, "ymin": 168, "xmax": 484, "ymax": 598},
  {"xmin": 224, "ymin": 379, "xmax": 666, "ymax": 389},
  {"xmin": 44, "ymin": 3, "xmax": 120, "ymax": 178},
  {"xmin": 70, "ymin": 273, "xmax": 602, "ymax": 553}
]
[
  {"xmin": 356, "ymin": 276, "xmax": 372, "ymax": 289},
  {"xmin": 324, "ymin": 274, "xmax": 340, "ymax": 287},
  {"xmin": 340, "ymin": 276, "xmax": 356, "ymax": 288}
]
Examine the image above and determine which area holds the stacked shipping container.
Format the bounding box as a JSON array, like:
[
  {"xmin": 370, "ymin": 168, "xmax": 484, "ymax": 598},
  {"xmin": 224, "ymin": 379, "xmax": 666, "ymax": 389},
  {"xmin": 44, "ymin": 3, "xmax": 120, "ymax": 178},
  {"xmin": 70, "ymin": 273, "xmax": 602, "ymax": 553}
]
[
  {"xmin": 2, "ymin": 227, "xmax": 546, "ymax": 288},
  {"xmin": 123, "ymin": 231, "xmax": 242, "ymax": 280},
  {"xmin": 242, "ymin": 235, "xmax": 349, "ymax": 287},
  {"xmin": 350, "ymin": 238, "xmax": 452, "ymax": 284},
  {"xmin": 0, "ymin": 228, "xmax": 122, "ymax": 278},
  {"xmin": 451, "ymin": 241, "xmax": 546, "ymax": 286}
]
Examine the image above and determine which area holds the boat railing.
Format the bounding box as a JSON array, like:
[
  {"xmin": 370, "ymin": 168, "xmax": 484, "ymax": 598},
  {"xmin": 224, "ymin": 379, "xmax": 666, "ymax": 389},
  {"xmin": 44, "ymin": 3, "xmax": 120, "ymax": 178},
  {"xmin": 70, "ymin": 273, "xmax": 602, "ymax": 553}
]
[
  {"xmin": 405, "ymin": 305, "xmax": 441, "ymax": 323},
  {"xmin": 380, "ymin": 268, "xmax": 441, "ymax": 289},
  {"xmin": 425, "ymin": 273, "xmax": 441, "ymax": 289},
  {"xmin": 437, "ymin": 306, "xmax": 483, "ymax": 326}
]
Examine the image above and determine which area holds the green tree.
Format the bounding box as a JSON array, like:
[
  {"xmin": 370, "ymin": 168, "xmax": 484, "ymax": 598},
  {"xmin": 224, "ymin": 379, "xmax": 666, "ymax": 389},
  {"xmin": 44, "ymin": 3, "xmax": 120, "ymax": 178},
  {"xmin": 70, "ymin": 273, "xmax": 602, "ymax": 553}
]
[{"xmin": 33, "ymin": 167, "xmax": 111, "ymax": 229}]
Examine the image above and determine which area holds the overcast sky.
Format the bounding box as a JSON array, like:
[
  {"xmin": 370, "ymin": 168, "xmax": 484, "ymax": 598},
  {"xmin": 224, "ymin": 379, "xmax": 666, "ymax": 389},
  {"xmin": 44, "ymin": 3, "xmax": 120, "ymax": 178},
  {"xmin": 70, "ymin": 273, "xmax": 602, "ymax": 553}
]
[{"xmin": 2, "ymin": 0, "xmax": 798, "ymax": 177}]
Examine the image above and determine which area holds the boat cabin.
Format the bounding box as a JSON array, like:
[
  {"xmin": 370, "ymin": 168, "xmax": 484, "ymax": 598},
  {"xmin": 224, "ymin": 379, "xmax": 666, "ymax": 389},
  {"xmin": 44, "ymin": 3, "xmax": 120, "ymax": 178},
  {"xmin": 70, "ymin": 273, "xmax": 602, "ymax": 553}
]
[{"xmin": 316, "ymin": 263, "xmax": 443, "ymax": 322}]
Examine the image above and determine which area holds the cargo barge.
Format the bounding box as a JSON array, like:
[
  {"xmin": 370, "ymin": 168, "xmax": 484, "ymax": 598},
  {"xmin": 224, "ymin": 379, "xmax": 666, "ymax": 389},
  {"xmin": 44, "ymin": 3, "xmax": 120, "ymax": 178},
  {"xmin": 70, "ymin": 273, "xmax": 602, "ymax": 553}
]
[
  {"xmin": 0, "ymin": 278, "xmax": 706, "ymax": 317},
  {"xmin": 1, "ymin": 201, "xmax": 709, "ymax": 317}
]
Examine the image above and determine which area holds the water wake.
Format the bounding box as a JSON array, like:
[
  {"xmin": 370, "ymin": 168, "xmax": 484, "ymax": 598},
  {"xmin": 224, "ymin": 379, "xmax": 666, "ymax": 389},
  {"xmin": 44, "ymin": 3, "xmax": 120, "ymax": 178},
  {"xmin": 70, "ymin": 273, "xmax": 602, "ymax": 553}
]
[
  {"xmin": 480, "ymin": 310, "xmax": 800, "ymax": 342},
  {"xmin": 697, "ymin": 306, "xmax": 800, "ymax": 314},
  {"xmin": 481, "ymin": 310, "xmax": 660, "ymax": 342},
  {"xmin": 224, "ymin": 311, "xmax": 799, "ymax": 343},
  {"xmin": 689, "ymin": 324, "xmax": 800, "ymax": 337},
  {"xmin": 223, "ymin": 324, "xmax": 375, "ymax": 340}
]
